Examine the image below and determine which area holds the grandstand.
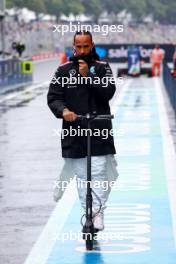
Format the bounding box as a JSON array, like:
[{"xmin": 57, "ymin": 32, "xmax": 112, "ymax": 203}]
[{"xmin": 1, "ymin": 8, "xmax": 176, "ymax": 57}]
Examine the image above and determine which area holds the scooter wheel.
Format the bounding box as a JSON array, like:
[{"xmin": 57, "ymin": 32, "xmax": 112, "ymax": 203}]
[{"xmin": 86, "ymin": 233, "xmax": 93, "ymax": 250}]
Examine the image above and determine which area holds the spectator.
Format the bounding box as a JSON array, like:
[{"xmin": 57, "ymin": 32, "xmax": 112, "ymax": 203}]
[{"xmin": 150, "ymin": 44, "xmax": 165, "ymax": 76}]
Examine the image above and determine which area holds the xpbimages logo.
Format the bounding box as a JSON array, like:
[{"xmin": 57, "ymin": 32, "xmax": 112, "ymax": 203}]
[
  {"xmin": 52, "ymin": 127, "xmax": 119, "ymax": 140},
  {"xmin": 53, "ymin": 21, "xmax": 124, "ymax": 36},
  {"xmin": 51, "ymin": 75, "xmax": 123, "ymax": 88}
]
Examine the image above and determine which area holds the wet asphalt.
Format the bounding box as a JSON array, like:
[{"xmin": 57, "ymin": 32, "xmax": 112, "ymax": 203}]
[
  {"xmin": 0, "ymin": 60, "xmax": 175, "ymax": 264},
  {"xmin": 0, "ymin": 59, "xmax": 63, "ymax": 264}
]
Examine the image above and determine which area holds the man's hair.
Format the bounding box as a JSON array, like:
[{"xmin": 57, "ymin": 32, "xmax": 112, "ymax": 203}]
[
  {"xmin": 73, "ymin": 30, "xmax": 100, "ymax": 60},
  {"xmin": 73, "ymin": 30, "xmax": 93, "ymax": 43}
]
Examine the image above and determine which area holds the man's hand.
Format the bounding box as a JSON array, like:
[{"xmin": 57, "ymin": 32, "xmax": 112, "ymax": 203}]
[
  {"xmin": 62, "ymin": 109, "xmax": 77, "ymax": 122},
  {"xmin": 78, "ymin": 60, "xmax": 89, "ymax": 76}
]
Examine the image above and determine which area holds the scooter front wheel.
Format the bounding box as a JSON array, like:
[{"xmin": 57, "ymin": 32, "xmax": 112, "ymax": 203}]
[{"xmin": 86, "ymin": 233, "xmax": 93, "ymax": 250}]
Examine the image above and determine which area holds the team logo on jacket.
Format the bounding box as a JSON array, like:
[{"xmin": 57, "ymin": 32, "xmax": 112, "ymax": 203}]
[
  {"xmin": 69, "ymin": 69, "xmax": 76, "ymax": 76},
  {"xmin": 90, "ymin": 66, "xmax": 96, "ymax": 74}
]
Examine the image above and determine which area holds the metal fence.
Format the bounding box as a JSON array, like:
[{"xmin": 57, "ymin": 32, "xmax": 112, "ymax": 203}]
[
  {"xmin": 163, "ymin": 62, "xmax": 176, "ymax": 114},
  {"xmin": 0, "ymin": 58, "xmax": 33, "ymax": 92}
]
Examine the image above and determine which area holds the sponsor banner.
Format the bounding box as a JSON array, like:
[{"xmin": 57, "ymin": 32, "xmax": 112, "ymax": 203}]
[
  {"xmin": 95, "ymin": 44, "xmax": 174, "ymax": 62},
  {"xmin": 66, "ymin": 44, "xmax": 174, "ymax": 63}
]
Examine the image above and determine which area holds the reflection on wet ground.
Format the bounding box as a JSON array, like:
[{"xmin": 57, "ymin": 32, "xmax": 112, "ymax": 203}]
[
  {"xmin": 0, "ymin": 59, "xmax": 62, "ymax": 264},
  {"xmin": 0, "ymin": 82, "xmax": 63, "ymax": 264},
  {"xmin": 0, "ymin": 83, "xmax": 47, "ymax": 112}
]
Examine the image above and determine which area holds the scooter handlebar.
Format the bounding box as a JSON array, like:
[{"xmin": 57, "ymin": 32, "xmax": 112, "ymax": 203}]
[{"xmin": 76, "ymin": 114, "xmax": 114, "ymax": 120}]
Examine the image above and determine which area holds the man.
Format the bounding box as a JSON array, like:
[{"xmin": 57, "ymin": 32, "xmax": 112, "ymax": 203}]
[
  {"xmin": 47, "ymin": 31, "xmax": 118, "ymax": 231},
  {"xmin": 172, "ymin": 45, "xmax": 176, "ymax": 77},
  {"xmin": 150, "ymin": 44, "xmax": 165, "ymax": 77},
  {"xmin": 127, "ymin": 45, "xmax": 141, "ymax": 76}
]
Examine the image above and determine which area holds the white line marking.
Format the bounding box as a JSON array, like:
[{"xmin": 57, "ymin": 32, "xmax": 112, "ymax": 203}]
[
  {"xmin": 24, "ymin": 179, "xmax": 78, "ymax": 264},
  {"xmin": 0, "ymin": 82, "xmax": 49, "ymax": 104},
  {"xmin": 154, "ymin": 77, "xmax": 176, "ymax": 248},
  {"xmin": 111, "ymin": 79, "xmax": 133, "ymax": 114}
]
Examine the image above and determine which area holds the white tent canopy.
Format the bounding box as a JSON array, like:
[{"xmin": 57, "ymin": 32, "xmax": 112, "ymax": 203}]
[
  {"xmin": 60, "ymin": 13, "xmax": 92, "ymax": 22},
  {"xmin": 6, "ymin": 8, "xmax": 36, "ymax": 22}
]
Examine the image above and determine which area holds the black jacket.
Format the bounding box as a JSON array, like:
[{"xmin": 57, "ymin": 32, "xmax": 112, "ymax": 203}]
[{"xmin": 47, "ymin": 59, "xmax": 116, "ymax": 158}]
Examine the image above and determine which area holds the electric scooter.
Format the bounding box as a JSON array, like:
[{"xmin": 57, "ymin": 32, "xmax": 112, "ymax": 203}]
[{"xmin": 77, "ymin": 113, "xmax": 114, "ymax": 250}]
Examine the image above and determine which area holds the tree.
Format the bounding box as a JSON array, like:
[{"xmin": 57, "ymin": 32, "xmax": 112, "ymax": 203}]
[
  {"xmin": 166, "ymin": 2, "xmax": 176, "ymax": 24},
  {"xmin": 7, "ymin": 0, "xmax": 45, "ymax": 13},
  {"xmin": 44, "ymin": 0, "xmax": 63, "ymax": 21},
  {"xmin": 102, "ymin": 0, "xmax": 128, "ymax": 15},
  {"xmin": 126, "ymin": 0, "xmax": 147, "ymax": 20},
  {"xmin": 145, "ymin": 0, "xmax": 167, "ymax": 23},
  {"xmin": 5, "ymin": 0, "xmax": 176, "ymax": 24},
  {"xmin": 61, "ymin": 0, "xmax": 84, "ymax": 16},
  {"xmin": 82, "ymin": 0, "xmax": 103, "ymax": 22},
  {"xmin": 45, "ymin": 0, "xmax": 84, "ymax": 21}
]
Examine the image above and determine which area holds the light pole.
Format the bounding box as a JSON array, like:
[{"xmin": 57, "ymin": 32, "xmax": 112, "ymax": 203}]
[{"xmin": 0, "ymin": 0, "xmax": 5, "ymax": 58}]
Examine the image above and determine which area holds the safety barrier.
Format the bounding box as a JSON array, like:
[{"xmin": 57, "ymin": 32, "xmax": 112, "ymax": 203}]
[
  {"xmin": 32, "ymin": 52, "xmax": 59, "ymax": 61},
  {"xmin": 0, "ymin": 58, "xmax": 33, "ymax": 92},
  {"xmin": 163, "ymin": 62, "xmax": 176, "ymax": 114}
]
